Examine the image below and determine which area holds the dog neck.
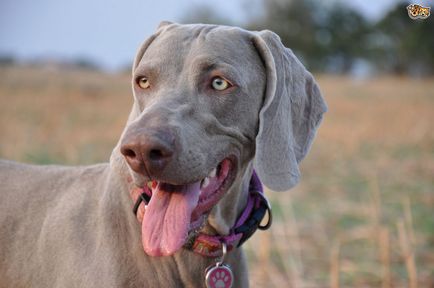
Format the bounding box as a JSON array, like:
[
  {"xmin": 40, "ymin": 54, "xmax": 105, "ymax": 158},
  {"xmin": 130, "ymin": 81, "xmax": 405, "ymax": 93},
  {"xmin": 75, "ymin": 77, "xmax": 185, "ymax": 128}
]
[
  {"xmin": 206, "ymin": 162, "xmax": 253, "ymax": 236},
  {"xmin": 192, "ymin": 163, "xmax": 271, "ymax": 256}
]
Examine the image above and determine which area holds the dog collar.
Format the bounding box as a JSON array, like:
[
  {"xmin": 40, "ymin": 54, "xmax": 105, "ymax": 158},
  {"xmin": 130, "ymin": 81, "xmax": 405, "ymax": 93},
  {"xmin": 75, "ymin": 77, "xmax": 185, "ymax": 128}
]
[{"xmin": 132, "ymin": 171, "xmax": 272, "ymax": 257}]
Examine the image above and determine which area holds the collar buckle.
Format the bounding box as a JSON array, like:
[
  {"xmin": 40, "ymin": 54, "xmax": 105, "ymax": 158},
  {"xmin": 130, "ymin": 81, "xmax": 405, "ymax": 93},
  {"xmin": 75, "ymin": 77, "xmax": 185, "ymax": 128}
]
[{"xmin": 233, "ymin": 189, "xmax": 272, "ymax": 247}]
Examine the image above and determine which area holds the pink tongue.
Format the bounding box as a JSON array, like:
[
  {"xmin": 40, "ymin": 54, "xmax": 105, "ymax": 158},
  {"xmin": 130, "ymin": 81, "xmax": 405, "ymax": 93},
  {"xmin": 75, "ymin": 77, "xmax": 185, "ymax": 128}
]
[{"xmin": 141, "ymin": 182, "xmax": 200, "ymax": 256}]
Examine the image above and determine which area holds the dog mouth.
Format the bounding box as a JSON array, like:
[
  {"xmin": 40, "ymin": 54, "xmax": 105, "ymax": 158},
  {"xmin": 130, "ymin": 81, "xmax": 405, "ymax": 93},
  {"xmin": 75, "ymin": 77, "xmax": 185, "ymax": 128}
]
[{"xmin": 140, "ymin": 157, "xmax": 236, "ymax": 256}]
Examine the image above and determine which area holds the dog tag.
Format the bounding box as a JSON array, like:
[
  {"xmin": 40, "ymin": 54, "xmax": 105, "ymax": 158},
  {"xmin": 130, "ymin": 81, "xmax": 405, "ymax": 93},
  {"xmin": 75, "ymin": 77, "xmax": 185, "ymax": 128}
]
[
  {"xmin": 205, "ymin": 263, "xmax": 233, "ymax": 288},
  {"xmin": 204, "ymin": 242, "xmax": 233, "ymax": 288}
]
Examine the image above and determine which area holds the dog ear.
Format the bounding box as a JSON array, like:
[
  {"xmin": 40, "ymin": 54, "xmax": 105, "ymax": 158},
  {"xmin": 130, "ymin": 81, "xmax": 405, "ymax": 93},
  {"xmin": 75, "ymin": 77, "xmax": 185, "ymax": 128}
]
[
  {"xmin": 132, "ymin": 22, "xmax": 174, "ymax": 73},
  {"xmin": 158, "ymin": 20, "xmax": 173, "ymax": 29},
  {"xmin": 252, "ymin": 30, "xmax": 327, "ymax": 192}
]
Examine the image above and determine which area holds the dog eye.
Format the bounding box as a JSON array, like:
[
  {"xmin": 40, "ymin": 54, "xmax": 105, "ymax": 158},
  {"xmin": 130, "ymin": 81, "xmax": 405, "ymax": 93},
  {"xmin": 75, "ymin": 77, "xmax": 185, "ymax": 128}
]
[
  {"xmin": 211, "ymin": 77, "xmax": 231, "ymax": 91},
  {"xmin": 137, "ymin": 77, "xmax": 150, "ymax": 89}
]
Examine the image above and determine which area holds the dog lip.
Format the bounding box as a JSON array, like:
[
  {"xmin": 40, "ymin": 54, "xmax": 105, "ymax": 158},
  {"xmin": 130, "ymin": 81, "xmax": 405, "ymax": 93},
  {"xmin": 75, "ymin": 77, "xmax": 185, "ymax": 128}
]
[
  {"xmin": 142, "ymin": 156, "xmax": 236, "ymax": 192},
  {"xmin": 190, "ymin": 156, "xmax": 237, "ymax": 222}
]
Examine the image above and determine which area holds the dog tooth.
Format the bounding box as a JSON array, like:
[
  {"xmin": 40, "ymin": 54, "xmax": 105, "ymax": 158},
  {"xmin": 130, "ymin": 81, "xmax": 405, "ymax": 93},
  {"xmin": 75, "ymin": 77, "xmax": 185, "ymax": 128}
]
[
  {"xmin": 202, "ymin": 177, "xmax": 210, "ymax": 189},
  {"xmin": 208, "ymin": 168, "xmax": 217, "ymax": 178}
]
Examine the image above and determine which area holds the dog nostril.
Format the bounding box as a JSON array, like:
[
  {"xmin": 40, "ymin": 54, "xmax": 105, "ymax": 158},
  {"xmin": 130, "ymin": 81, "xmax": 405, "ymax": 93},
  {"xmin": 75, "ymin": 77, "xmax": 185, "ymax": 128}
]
[
  {"xmin": 122, "ymin": 148, "xmax": 137, "ymax": 159},
  {"xmin": 149, "ymin": 149, "xmax": 164, "ymax": 160}
]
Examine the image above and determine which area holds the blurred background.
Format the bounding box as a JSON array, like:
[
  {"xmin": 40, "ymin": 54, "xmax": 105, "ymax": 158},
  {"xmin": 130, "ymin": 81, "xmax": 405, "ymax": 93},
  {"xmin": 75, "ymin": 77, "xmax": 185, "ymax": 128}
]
[{"xmin": 1, "ymin": 0, "xmax": 433, "ymax": 286}]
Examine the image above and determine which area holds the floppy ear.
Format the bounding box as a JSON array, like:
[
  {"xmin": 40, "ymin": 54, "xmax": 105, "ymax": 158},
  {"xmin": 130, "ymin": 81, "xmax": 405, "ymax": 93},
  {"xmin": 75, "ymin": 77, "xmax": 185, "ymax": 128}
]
[{"xmin": 252, "ymin": 30, "xmax": 327, "ymax": 192}]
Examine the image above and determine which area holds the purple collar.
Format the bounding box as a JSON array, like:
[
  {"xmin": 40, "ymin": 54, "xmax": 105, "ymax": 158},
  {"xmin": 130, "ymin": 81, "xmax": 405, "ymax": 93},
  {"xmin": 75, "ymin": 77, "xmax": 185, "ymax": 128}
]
[
  {"xmin": 188, "ymin": 170, "xmax": 272, "ymax": 257},
  {"xmin": 132, "ymin": 171, "xmax": 272, "ymax": 257}
]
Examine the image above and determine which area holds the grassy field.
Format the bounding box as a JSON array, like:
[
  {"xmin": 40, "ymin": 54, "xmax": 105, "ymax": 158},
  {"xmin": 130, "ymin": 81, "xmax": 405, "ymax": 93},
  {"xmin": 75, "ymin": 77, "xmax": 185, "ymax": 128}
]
[{"xmin": 0, "ymin": 66, "xmax": 433, "ymax": 287}]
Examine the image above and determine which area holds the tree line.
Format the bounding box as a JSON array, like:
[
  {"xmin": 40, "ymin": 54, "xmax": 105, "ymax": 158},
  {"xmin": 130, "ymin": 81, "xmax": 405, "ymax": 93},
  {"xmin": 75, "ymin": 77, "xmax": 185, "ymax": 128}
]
[{"xmin": 182, "ymin": 0, "xmax": 434, "ymax": 76}]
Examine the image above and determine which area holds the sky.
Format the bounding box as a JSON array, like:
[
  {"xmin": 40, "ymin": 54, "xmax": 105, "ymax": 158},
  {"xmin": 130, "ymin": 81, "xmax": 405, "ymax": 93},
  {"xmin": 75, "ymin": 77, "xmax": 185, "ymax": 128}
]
[{"xmin": 0, "ymin": 0, "xmax": 428, "ymax": 71}]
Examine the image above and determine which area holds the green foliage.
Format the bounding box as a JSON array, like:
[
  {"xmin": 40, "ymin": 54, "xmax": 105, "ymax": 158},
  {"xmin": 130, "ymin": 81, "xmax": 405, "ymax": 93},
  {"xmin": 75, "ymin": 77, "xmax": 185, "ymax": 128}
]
[
  {"xmin": 181, "ymin": 0, "xmax": 434, "ymax": 75},
  {"xmin": 248, "ymin": 0, "xmax": 371, "ymax": 73},
  {"xmin": 372, "ymin": 3, "xmax": 434, "ymax": 75}
]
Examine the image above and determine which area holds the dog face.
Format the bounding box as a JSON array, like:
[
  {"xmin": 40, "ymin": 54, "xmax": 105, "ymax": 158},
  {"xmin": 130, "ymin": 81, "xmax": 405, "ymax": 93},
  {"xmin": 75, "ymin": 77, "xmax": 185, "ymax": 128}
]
[
  {"xmin": 125, "ymin": 24, "xmax": 265, "ymax": 187},
  {"xmin": 120, "ymin": 24, "xmax": 266, "ymax": 256},
  {"xmin": 116, "ymin": 23, "xmax": 326, "ymax": 257}
]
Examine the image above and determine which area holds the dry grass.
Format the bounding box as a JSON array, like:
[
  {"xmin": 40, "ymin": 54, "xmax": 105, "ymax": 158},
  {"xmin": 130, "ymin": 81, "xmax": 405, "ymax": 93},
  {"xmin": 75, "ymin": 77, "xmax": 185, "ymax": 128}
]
[
  {"xmin": 1, "ymin": 66, "xmax": 433, "ymax": 287},
  {"xmin": 0, "ymin": 66, "xmax": 131, "ymax": 163}
]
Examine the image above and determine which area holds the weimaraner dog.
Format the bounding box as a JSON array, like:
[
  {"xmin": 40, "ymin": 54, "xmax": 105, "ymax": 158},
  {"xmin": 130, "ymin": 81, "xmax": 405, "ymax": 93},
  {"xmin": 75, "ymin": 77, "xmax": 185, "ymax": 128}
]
[{"xmin": 0, "ymin": 22, "xmax": 326, "ymax": 287}]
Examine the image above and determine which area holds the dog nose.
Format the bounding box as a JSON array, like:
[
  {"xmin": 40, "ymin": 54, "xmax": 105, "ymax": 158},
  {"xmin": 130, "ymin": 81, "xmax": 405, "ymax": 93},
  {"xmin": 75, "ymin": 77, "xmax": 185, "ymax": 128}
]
[{"xmin": 120, "ymin": 131, "xmax": 175, "ymax": 177}]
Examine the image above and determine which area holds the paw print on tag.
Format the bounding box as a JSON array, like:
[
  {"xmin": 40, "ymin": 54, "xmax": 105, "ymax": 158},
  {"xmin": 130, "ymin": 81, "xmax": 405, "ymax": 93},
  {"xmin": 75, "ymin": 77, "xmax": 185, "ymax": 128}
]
[
  {"xmin": 205, "ymin": 264, "xmax": 233, "ymax": 288},
  {"xmin": 212, "ymin": 271, "xmax": 229, "ymax": 287}
]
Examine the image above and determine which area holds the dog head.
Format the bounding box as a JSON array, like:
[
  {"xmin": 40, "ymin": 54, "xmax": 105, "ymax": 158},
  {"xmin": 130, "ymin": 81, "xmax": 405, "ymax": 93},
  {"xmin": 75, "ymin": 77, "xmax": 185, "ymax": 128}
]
[{"xmin": 112, "ymin": 22, "xmax": 326, "ymax": 256}]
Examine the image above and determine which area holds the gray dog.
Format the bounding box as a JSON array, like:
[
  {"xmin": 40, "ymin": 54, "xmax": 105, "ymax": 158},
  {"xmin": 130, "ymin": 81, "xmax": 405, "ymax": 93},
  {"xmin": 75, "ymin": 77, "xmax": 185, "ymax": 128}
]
[{"xmin": 0, "ymin": 22, "xmax": 326, "ymax": 287}]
